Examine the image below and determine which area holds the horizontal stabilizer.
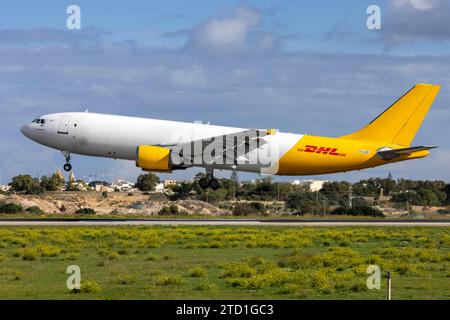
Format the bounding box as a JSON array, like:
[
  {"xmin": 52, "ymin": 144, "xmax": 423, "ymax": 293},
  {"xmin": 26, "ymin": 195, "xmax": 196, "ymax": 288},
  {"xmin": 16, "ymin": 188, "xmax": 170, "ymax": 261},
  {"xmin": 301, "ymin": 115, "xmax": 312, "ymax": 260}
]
[{"xmin": 377, "ymin": 145, "xmax": 437, "ymax": 160}]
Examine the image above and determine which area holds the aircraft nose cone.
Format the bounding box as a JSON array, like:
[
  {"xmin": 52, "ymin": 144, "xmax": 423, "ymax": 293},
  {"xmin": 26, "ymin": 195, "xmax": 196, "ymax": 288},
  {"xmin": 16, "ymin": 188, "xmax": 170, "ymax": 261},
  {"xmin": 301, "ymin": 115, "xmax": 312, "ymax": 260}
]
[{"xmin": 20, "ymin": 125, "xmax": 30, "ymax": 138}]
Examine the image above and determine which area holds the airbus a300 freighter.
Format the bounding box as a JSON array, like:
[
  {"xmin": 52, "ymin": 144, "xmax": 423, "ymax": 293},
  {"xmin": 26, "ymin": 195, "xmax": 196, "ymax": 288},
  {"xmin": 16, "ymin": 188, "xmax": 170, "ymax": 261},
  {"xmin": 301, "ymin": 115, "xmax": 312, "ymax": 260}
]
[{"xmin": 21, "ymin": 84, "xmax": 440, "ymax": 189}]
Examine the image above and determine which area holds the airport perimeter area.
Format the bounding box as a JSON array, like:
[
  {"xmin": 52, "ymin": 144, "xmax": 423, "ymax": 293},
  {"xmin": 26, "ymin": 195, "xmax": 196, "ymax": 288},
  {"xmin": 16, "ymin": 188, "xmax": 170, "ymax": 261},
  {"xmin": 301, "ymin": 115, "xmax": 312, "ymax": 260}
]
[{"xmin": 0, "ymin": 225, "xmax": 448, "ymax": 300}]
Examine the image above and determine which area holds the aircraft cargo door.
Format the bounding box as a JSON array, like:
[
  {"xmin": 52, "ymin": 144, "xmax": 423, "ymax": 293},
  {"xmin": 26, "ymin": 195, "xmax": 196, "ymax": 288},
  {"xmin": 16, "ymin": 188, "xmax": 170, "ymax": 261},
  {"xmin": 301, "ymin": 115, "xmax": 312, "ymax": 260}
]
[{"xmin": 57, "ymin": 116, "xmax": 70, "ymax": 134}]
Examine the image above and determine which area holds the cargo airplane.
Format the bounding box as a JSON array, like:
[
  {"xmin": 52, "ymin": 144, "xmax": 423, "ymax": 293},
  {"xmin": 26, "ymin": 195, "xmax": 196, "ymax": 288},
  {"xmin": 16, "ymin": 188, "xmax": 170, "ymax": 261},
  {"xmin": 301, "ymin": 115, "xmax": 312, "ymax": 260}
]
[{"xmin": 21, "ymin": 84, "xmax": 440, "ymax": 189}]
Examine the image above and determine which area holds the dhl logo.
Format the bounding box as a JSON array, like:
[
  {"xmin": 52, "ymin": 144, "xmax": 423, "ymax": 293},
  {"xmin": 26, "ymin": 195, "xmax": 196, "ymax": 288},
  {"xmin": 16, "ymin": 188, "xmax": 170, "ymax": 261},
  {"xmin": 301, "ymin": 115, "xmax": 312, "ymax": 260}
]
[{"xmin": 297, "ymin": 145, "xmax": 346, "ymax": 157}]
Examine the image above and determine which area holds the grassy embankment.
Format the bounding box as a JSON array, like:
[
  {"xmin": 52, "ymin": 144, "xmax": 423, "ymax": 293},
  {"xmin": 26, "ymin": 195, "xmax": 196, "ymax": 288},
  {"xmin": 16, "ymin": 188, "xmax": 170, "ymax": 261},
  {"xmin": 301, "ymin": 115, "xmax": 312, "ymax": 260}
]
[{"xmin": 0, "ymin": 226, "xmax": 448, "ymax": 299}]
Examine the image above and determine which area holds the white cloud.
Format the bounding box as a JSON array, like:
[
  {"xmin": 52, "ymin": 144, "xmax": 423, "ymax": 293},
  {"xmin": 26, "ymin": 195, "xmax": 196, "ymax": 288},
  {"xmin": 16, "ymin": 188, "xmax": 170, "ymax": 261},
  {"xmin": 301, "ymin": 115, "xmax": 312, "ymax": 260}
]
[
  {"xmin": 187, "ymin": 5, "xmax": 279, "ymax": 54},
  {"xmin": 385, "ymin": 0, "xmax": 450, "ymax": 43},
  {"xmin": 391, "ymin": 0, "xmax": 438, "ymax": 11}
]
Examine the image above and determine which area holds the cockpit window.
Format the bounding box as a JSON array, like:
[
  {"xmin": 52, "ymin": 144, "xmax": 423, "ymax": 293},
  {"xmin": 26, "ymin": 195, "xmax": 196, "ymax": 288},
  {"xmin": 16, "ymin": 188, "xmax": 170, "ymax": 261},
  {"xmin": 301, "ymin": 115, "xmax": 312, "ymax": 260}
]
[{"xmin": 32, "ymin": 119, "xmax": 46, "ymax": 124}]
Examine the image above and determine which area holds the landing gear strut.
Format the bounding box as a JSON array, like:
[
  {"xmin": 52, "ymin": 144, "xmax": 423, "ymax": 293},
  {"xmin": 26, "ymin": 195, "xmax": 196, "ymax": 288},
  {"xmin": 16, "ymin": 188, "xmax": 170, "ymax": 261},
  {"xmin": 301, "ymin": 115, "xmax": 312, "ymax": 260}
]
[
  {"xmin": 199, "ymin": 168, "xmax": 220, "ymax": 190},
  {"xmin": 61, "ymin": 151, "xmax": 72, "ymax": 172}
]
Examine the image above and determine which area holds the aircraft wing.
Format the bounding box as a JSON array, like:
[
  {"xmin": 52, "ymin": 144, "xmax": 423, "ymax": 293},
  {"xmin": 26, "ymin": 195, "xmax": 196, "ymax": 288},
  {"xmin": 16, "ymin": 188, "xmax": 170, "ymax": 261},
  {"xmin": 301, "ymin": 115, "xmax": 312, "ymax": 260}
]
[
  {"xmin": 169, "ymin": 128, "xmax": 277, "ymax": 164},
  {"xmin": 377, "ymin": 145, "xmax": 437, "ymax": 160}
]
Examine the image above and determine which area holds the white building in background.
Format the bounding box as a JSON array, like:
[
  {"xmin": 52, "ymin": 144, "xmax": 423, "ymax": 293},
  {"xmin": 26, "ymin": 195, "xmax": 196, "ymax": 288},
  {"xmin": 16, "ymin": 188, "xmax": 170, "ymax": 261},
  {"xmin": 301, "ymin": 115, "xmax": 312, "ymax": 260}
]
[
  {"xmin": 292, "ymin": 180, "xmax": 329, "ymax": 192},
  {"xmin": 163, "ymin": 179, "xmax": 178, "ymax": 187},
  {"xmin": 154, "ymin": 182, "xmax": 165, "ymax": 193},
  {"xmin": 0, "ymin": 185, "xmax": 10, "ymax": 192},
  {"xmin": 113, "ymin": 179, "xmax": 136, "ymax": 192},
  {"xmin": 95, "ymin": 184, "xmax": 115, "ymax": 193}
]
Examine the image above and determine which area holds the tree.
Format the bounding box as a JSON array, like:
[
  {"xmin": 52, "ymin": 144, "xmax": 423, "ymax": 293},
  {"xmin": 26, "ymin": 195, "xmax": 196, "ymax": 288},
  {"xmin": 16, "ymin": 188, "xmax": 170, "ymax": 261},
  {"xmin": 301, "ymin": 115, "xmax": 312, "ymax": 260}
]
[
  {"xmin": 40, "ymin": 173, "xmax": 65, "ymax": 191},
  {"xmin": 170, "ymin": 182, "xmax": 194, "ymax": 200},
  {"xmin": 380, "ymin": 172, "xmax": 395, "ymax": 195},
  {"xmin": 276, "ymin": 183, "xmax": 296, "ymax": 201},
  {"xmin": 352, "ymin": 179, "xmax": 382, "ymax": 197},
  {"xmin": 241, "ymin": 178, "xmax": 278, "ymax": 200},
  {"xmin": 0, "ymin": 201, "xmax": 23, "ymax": 214},
  {"xmin": 416, "ymin": 188, "xmax": 441, "ymax": 206},
  {"xmin": 392, "ymin": 188, "xmax": 443, "ymax": 206},
  {"xmin": 219, "ymin": 179, "xmax": 237, "ymax": 200},
  {"xmin": 135, "ymin": 173, "xmax": 160, "ymax": 192},
  {"xmin": 286, "ymin": 191, "xmax": 327, "ymax": 214},
  {"xmin": 320, "ymin": 181, "xmax": 351, "ymax": 205},
  {"xmin": 443, "ymin": 184, "xmax": 450, "ymax": 205},
  {"xmin": 391, "ymin": 191, "xmax": 421, "ymax": 205},
  {"xmin": 9, "ymin": 175, "xmax": 43, "ymax": 194}
]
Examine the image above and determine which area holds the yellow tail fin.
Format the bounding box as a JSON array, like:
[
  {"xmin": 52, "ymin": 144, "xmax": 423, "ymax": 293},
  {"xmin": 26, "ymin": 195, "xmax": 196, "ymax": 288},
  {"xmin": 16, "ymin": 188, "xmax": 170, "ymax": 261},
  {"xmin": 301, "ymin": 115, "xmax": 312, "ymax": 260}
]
[{"xmin": 341, "ymin": 84, "xmax": 440, "ymax": 146}]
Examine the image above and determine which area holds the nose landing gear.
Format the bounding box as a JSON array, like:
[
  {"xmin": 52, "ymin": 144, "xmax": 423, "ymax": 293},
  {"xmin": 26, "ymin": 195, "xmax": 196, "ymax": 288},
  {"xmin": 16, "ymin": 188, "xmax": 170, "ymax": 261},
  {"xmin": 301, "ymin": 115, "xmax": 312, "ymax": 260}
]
[
  {"xmin": 63, "ymin": 163, "xmax": 72, "ymax": 172},
  {"xmin": 61, "ymin": 151, "xmax": 72, "ymax": 172}
]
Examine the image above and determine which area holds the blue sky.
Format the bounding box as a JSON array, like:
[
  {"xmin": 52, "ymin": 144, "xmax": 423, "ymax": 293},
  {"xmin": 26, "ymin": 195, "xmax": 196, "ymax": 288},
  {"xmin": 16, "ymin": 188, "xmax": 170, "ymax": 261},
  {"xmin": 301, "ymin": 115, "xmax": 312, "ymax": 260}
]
[{"xmin": 1, "ymin": 0, "xmax": 449, "ymax": 184}]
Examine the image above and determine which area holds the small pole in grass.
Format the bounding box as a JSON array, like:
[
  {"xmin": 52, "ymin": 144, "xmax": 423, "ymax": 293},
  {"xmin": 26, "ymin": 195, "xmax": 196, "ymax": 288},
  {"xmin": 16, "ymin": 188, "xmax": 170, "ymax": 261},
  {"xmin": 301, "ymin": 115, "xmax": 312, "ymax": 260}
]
[{"xmin": 387, "ymin": 271, "xmax": 392, "ymax": 300}]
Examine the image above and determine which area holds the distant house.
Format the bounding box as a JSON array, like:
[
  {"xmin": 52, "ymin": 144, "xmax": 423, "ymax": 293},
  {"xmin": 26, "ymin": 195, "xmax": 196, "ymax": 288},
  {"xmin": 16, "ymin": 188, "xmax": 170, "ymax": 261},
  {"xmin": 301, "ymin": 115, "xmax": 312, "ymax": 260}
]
[
  {"xmin": 0, "ymin": 185, "xmax": 11, "ymax": 192},
  {"xmin": 292, "ymin": 180, "xmax": 329, "ymax": 192},
  {"xmin": 95, "ymin": 185, "xmax": 115, "ymax": 193},
  {"xmin": 88, "ymin": 181, "xmax": 111, "ymax": 188},
  {"xmin": 67, "ymin": 171, "xmax": 88, "ymax": 191},
  {"xmin": 113, "ymin": 179, "xmax": 136, "ymax": 192},
  {"xmin": 88, "ymin": 181, "xmax": 114, "ymax": 192},
  {"xmin": 163, "ymin": 180, "xmax": 179, "ymax": 187},
  {"xmin": 71, "ymin": 180, "xmax": 88, "ymax": 191},
  {"xmin": 154, "ymin": 182, "xmax": 165, "ymax": 193}
]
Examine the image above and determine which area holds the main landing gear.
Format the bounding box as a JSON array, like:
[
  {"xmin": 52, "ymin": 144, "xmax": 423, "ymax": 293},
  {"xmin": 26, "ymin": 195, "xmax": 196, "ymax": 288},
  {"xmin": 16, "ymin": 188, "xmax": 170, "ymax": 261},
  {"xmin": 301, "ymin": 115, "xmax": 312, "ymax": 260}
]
[
  {"xmin": 199, "ymin": 168, "xmax": 220, "ymax": 190},
  {"xmin": 61, "ymin": 151, "xmax": 72, "ymax": 172}
]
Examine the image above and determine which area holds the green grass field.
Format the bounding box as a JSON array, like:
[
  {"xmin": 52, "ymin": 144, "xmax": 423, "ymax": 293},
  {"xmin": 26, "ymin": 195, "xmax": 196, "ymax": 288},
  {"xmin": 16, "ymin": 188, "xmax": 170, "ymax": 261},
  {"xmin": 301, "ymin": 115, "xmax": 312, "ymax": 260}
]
[{"xmin": 0, "ymin": 226, "xmax": 448, "ymax": 299}]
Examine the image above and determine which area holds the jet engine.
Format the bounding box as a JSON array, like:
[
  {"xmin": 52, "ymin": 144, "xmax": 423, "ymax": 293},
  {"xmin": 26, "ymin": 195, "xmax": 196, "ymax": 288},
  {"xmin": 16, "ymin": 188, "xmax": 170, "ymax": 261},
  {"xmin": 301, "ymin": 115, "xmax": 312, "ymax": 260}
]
[{"xmin": 136, "ymin": 145, "xmax": 172, "ymax": 172}]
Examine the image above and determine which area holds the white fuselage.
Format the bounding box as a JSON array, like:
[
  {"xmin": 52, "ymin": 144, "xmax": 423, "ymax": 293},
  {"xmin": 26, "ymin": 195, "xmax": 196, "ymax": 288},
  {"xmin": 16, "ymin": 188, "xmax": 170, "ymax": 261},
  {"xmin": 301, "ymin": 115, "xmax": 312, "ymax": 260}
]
[{"xmin": 21, "ymin": 112, "xmax": 302, "ymax": 174}]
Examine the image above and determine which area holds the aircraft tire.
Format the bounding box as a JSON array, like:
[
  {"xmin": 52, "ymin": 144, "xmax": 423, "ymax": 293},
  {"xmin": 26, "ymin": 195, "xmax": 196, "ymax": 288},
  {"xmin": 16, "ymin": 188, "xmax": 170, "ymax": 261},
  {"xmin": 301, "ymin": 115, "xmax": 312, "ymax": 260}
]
[
  {"xmin": 209, "ymin": 178, "xmax": 220, "ymax": 190},
  {"xmin": 199, "ymin": 178, "xmax": 209, "ymax": 190}
]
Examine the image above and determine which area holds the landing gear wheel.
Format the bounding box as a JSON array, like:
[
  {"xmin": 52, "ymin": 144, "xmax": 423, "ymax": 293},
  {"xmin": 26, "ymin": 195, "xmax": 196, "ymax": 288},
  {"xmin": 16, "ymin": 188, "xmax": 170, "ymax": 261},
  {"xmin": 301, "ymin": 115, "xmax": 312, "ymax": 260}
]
[
  {"xmin": 199, "ymin": 178, "xmax": 209, "ymax": 190},
  {"xmin": 61, "ymin": 151, "xmax": 72, "ymax": 172},
  {"xmin": 209, "ymin": 178, "xmax": 220, "ymax": 190}
]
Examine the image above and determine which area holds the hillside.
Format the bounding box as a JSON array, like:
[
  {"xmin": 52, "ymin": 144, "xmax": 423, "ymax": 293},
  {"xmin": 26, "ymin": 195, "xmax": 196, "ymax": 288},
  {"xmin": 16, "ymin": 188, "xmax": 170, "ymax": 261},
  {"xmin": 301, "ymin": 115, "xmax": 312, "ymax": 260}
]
[{"xmin": 0, "ymin": 191, "xmax": 228, "ymax": 216}]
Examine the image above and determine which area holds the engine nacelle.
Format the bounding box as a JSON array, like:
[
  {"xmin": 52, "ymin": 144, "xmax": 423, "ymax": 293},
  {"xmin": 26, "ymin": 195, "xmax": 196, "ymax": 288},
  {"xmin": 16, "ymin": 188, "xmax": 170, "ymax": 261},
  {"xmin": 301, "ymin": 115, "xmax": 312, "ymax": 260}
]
[{"xmin": 136, "ymin": 145, "xmax": 172, "ymax": 172}]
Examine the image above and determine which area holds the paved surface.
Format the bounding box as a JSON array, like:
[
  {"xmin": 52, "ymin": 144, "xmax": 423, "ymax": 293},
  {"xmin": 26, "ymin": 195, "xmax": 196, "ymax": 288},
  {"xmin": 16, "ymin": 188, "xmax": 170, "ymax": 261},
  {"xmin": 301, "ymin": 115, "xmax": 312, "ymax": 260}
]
[{"xmin": 0, "ymin": 218, "xmax": 449, "ymax": 227}]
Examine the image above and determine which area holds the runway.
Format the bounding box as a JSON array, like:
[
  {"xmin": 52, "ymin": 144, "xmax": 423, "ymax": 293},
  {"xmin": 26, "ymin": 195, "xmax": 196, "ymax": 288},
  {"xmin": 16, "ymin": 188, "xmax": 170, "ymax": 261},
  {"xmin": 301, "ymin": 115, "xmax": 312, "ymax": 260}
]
[{"xmin": 0, "ymin": 218, "xmax": 449, "ymax": 227}]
